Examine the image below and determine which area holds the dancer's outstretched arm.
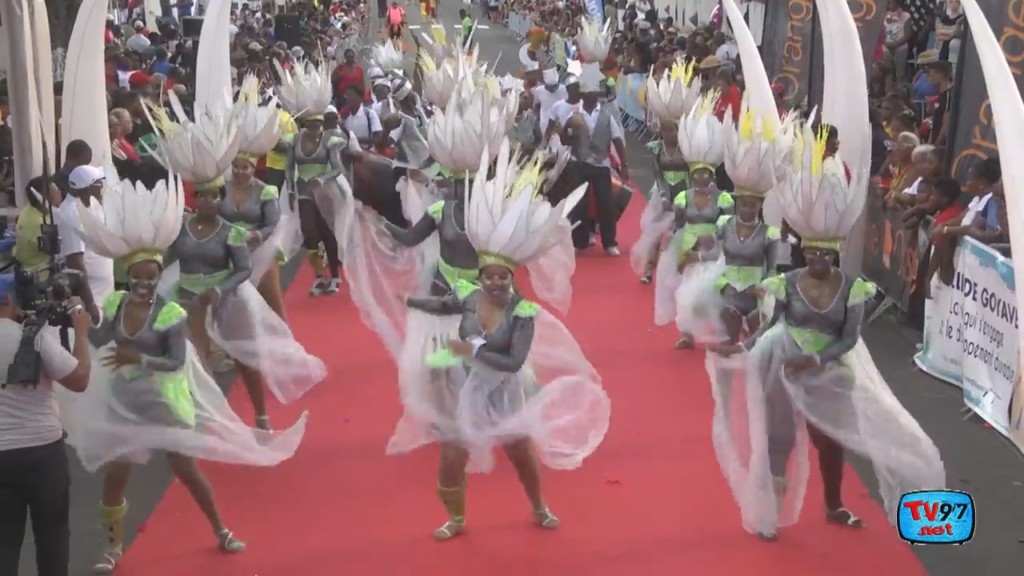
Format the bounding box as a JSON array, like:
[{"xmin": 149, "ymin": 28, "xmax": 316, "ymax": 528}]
[
  {"xmin": 385, "ymin": 211, "xmax": 438, "ymax": 246},
  {"xmin": 406, "ymin": 293, "xmax": 462, "ymax": 315}
]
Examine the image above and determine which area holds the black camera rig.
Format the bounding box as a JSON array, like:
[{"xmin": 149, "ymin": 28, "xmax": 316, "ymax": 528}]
[{"xmin": 3, "ymin": 143, "xmax": 81, "ymax": 388}]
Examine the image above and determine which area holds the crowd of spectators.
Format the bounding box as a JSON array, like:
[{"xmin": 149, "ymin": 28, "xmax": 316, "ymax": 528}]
[{"xmin": 508, "ymin": 0, "xmax": 1003, "ymax": 296}]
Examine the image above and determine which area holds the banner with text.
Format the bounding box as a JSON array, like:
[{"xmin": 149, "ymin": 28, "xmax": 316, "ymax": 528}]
[
  {"xmin": 913, "ymin": 238, "xmax": 1020, "ymax": 443},
  {"xmin": 949, "ymin": 0, "xmax": 1024, "ymax": 181},
  {"xmin": 759, "ymin": 1, "xmax": 885, "ymax": 110}
]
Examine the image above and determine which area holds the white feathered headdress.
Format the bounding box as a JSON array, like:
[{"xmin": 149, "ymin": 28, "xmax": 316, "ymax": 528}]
[
  {"xmin": 677, "ymin": 91, "xmax": 730, "ymax": 175},
  {"xmin": 427, "ymin": 76, "xmax": 517, "ymax": 173},
  {"xmin": 144, "ymin": 91, "xmax": 242, "ymax": 188},
  {"xmin": 465, "ymin": 138, "xmax": 586, "ymax": 270},
  {"xmin": 775, "ymin": 120, "xmax": 864, "ymax": 251},
  {"xmin": 576, "ymin": 17, "xmax": 612, "ymax": 93},
  {"xmin": 373, "ymin": 41, "xmax": 405, "ymax": 74},
  {"xmin": 273, "ymin": 58, "xmax": 333, "ymax": 120},
  {"xmin": 76, "ymin": 175, "xmax": 186, "ymax": 269},
  {"xmin": 724, "ymin": 98, "xmax": 797, "ymax": 197},
  {"xmin": 234, "ymin": 74, "xmax": 283, "ymax": 158},
  {"xmin": 419, "ymin": 49, "xmax": 461, "ymax": 108},
  {"xmin": 646, "ymin": 60, "xmax": 702, "ymax": 123}
]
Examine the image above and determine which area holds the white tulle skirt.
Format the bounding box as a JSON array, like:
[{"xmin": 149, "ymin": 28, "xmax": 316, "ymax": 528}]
[
  {"xmin": 249, "ymin": 213, "xmax": 303, "ymax": 285},
  {"xmin": 57, "ymin": 343, "xmax": 308, "ymax": 472},
  {"xmin": 674, "ymin": 258, "xmax": 728, "ymax": 343},
  {"xmin": 629, "ymin": 186, "xmax": 674, "ymax": 276},
  {"xmin": 653, "ymin": 230, "xmax": 684, "ymax": 326},
  {"xmin": 524, "ymin": 219, "xmax": 576, "ymax": 315},
  {"xmin": 387, "ymin": 309, "xmax": 611, "ymax": 473},
  {"xmin": 156, "ymin": 266, "xmax": 326, "ymax": 404},
  {"xmin": 706, "ymin": 324, "xmax": 945, "ymax": 536},
  {"xmin": 205, "ymin": 281, "xmax": 327, "ymax": 404}
]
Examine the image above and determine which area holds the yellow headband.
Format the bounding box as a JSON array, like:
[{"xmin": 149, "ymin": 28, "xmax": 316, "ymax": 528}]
[
  {"xmin": 689, "ymin": 162, "xmax": 718, "ymax": 175},
  {"xmin": 122, "ymin": 248, "xmax": 165, "ymax": 270},
  {"xmin": 194, "ymin": 176, "xmax": 226, "ymax": 191},
  {"xmin": 802, "ymin": 238, "xmax": 843, "ymax": 252},
  {"xmin": 478, "ymin": 252, "xmax": 518, "ymax": 272},
  {"xmin": 236, "ymin": 152, "xmax": 259, "ymax": 166},
  {"xmin": 732, "ymin": 187, "xmax": 767, "ymax": 198}
]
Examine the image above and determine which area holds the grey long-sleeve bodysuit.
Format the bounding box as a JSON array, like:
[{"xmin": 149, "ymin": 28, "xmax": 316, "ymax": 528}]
[
  {"xmin": 386, "ymin": 199, "xmax": 479, "ymax": 296},
  {"xmin": 167, "ymin": 216, "xmax": 253, "ymax": 302},
  {"xmin": 285, "ymin": 129, "xmax": 348, "ymax": 200},
  {"xmin": 91, "ymin": 290, "xmax": 194, "ymax": 427},
  {"xmin": 741, "ymin": 270, "xmax": 873, "ymax": 476},
  {"xmin": 219, "ymin": 179, "xmax": 281, "ymax": 246},
  {"xmin": 407, "ymin": 286, "xmax": 536, "ymax": 374}
]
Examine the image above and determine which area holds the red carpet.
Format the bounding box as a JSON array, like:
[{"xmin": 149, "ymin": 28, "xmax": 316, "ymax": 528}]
[{"xmin": 119, "ymin": 201, "xmax": 927, "ymax": 575}]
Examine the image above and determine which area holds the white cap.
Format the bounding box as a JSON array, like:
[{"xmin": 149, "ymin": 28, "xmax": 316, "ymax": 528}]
[
  {"xmin": 542, "ymin": 68, "xmax": 559, "ymax": 85},
  {"xmin": 290, "ymin": 47, "xmax": 305, "ymax": 58},
  {"xmin": 68, "ymin": 165, "xmax": 106, "ymax": 190},
  {"xmin": 563, "ymin": 74, "xmax": 580, "ymax": 86},
  {"xmin": 373, "ymin": 78, "xmax": 391, "ymax": 88},
  {"xmin": 133, "ymin": 21, "xmax": 145, "ymax": 30},
  {"xmin": 325, "ymin": 105, "xmax": 338, "ymax": 115},
  {"xmin": 367, "ymin": 66, "xmax": 385, "ymax": 79}
]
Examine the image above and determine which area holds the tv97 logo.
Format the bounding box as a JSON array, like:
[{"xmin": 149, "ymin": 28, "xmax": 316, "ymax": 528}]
[{"xmin": 897, "ymin": 490, "xmax": 975, "ymax": 545}]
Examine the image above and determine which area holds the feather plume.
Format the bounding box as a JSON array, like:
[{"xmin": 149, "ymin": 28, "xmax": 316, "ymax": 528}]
[
  {"xmin": 645, "ymin": 60, "xmax": 702, "ymax": 122},
  {"xmin": 575, "ymin": 17, "xmax": 612, "ymax": 63},
  {"xmin": 76, "ymin": 174, "xmax": 186, "ymax": 260},
  {"xmin": 273, "ymin": 58, "xmax": 333, "ymax": 119},
  {"xmin": 234, "ymin": 74, "xmax": 283, "ymax": 157},
  {"xmin": 426, "ymin": 76, "xmax": 517, "ymax": 172},
  {"xmin": 775, "ymin": 121, "xmax": 862, "ymax": 243},
  {"xmin": 464, "ymin": 138, "xmax": 587, "ymax": 266},
  {"xmin": 143, "ymin": 90, "xmax": 242, "ymax": 185},
  {"xmin": 676, "ymin": 91, "xmax": 730, "ymax": 171},
  {"xmin": 724, "ymin": 97, "xmax": 797, "ymax": 196},
  {"xmin": 373, "ymin": 41, "xmax": 405, "ymax": 73}
]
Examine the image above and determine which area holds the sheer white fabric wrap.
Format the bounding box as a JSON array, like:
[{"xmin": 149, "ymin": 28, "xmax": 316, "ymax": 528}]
[
  {"xmin": 249, "ymin": 211, "xmax": 302, "ymax": 285},
  {"xmin": 706, "ymin": 324, "xmax": 944, "ymax": 535},
  {"xmin": 156, "ymin": 262, "xmax": 327, "ymax": 404},
  {"xmin": 387, "ymin": 309, "xmax": 610, "ymax": 472},
  {"xmin": 629, "ymin": 184, "xmax": 673, "ymax": 276},
  {"xmin": 57, "ymin": 341, "xmax": 306, "ymax": 472},
  {"xmin": 652, "ymin": 229, "xmax": 684, "ymax": 325},
  {"xmin": 674, "ymin": 257, "xmax": 728, "ymax": 344}
]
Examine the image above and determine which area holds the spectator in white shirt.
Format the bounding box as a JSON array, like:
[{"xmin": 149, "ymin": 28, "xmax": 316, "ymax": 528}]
[
  {"xmin": 0, "ymin": 278, "xmax": 92, "ymax": 576},
  {"xmin": 342, "ymin": 85, "xmax": 383, "ymax": 149},
  {"xmin": 544, "ymin": 75, "xmax": 582, "ymax": 149},
  {"xmin": 125, "ymin": 21, "xmax": 152, "ymax": 54},
  {"xmin": 531, "ymin": 68, "xmax": 568, "ymax": 133},
  {"xmin": 54, "ymin": 165, "xmax": 115, "ymax": 324}
]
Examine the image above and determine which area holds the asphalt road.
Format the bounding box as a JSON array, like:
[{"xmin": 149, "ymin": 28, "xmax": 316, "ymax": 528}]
[{"xmin": 20, "ymin": 4, "xmax": 1024, "ymax": 575}]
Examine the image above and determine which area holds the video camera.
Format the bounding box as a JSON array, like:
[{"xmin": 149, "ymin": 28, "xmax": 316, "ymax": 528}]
[{"xmin": 3, "ymin": 146, "xmax": 82, "ymax": 388}]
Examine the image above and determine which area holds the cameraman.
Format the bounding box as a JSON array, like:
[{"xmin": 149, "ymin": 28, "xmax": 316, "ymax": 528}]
[{"xmin": 0, "ymin": 280, "xmax": 92, "ymax": 576}]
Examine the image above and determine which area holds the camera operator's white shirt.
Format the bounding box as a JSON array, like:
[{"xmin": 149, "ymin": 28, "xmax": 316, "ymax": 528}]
[
  {"xmin": 55, "ymin": 197, "xmax": 116, "ymax": 306},
  {"xmin": 0, "ymin": 320, "xmax": 78, "ymax": 451}
]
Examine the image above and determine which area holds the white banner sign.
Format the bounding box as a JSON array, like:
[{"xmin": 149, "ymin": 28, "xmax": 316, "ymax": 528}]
[{"xmin": 914, "ymin": 238, "xmax": 1020, "ymax": 440}]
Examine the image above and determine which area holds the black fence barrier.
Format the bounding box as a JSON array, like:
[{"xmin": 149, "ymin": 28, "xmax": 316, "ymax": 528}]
[{"xmin": 861, "ymin": 190, "xmax": 933, "ymax": 328}]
